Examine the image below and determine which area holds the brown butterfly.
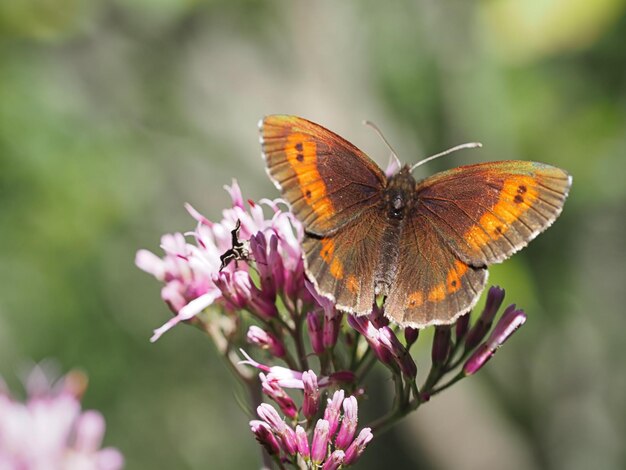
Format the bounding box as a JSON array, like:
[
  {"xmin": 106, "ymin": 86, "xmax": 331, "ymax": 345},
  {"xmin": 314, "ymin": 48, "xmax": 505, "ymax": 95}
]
[{"xmin": 259, "ymin": 115, "xmax": 572, "ymax": 328}]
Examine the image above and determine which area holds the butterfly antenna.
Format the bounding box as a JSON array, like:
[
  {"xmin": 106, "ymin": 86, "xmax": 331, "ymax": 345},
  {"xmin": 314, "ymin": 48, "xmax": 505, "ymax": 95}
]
[
  {"xmin": 363, "ymin": 120, "xmax": 402, "ymax": 169},
  {"xmin": 410, "ymin": 142, "xmax": 483, "ymax": 172}
]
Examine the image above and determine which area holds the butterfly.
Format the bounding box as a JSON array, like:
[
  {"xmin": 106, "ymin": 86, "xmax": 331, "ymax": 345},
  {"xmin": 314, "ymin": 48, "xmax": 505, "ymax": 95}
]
[{"xmin": 259, "ymin": 115, "xmax": 572, "ymax": 328}]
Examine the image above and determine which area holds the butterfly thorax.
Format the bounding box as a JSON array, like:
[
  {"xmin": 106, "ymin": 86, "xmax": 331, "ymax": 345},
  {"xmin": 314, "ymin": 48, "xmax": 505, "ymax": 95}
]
[{"xmin": 383, "ymin": 166, "xmax": 417, "ymax": 221}]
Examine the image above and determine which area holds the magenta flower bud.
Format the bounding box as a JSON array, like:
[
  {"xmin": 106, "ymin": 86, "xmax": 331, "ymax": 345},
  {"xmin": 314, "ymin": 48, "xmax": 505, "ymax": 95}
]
[
  {"xmin": 378, "ymin": 327, "xmax": 417, "ymax": 378},
  {"xmin": 323, "ymin": 390, "xmax": 344, "ymax": 438},
  {"xmin": 240, "ymin": 350, "xmax": 304, "ymax": 389},
  {"xmin": 247, "ymin": 326, "xmax": 286, "ymax": 357},
  {"xmin": 249, "ymin": 233, "xmax": 276, "ymax": 299},
  {"xmin": 368, "ymin": 304, "xmax": 388, "ymax": 328},
  {"xmin": 431, "ymin": 326, "xmax": 451, "ymax": 366},
  {"xmin": 295, "ymin": 425, "xmax": 310, "ymax": 459},
  {"xmin": 463, "ymin": 306, "xmax": 527, "ymax": 375},
  {"xmin": 465, "ymin": 286, "xmax": 505, "ymax": 350},
  {"xmin": 343, "ymin": 427, "xmax": 373, "ymax": 465},
  {"xmin": 250, "ymin": 420, "xmax": 281, "ymax": 456},
  {"xmin": 257, "ymin": 403, "xmax": 297, "ymax": 455},
  {"xmin": 311, "ymin": 419, "xmax": 330, "ymax": 464},
  {"xmin": 268, "ymin": 234, "xmax": 286, "ymax": 291},
  {"xmin": 248, "ymin": 286, "xmax": 280, "ymax": 319},
  {"xmin": 335, "ymin": 396, "xmax": 358, "ymax": 449},
  {"xmin": 261, "ymin": 374, "xmax": 298, "ymax": 418},
  {"xmin": 327, "ymin": 370, "xmax": 356, "ymax": 385},
  {"xmin": 307, "ymin": 311, "xmax": 325, "ymax": 355},
  {"xmin": 455, "ymin": 312, "xmax": 470, "ymax": 341},
  {"xmin": 302, "ymin": 370, "xmax": 320, "ymax": 419},
  {"xmin": 404, "ymin": 327, "xmax": 419, "ymax": 348},
  {"xmin": 323, "ymin": 309, "xmax": 343, "ymax": 349},
  {"xmin": 322, "ymin": 450, "xmax": 345, "ymax": 470},
  {"xmin": 347, "ymin": 315, "xmax": 395, "ymax": 366}
]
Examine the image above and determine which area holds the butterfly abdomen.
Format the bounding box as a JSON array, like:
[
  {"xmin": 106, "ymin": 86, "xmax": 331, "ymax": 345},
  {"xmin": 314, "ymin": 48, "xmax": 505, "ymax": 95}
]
[{"xmin": 375, "ymin": 168, "xmax": 418, "ymax": 295}]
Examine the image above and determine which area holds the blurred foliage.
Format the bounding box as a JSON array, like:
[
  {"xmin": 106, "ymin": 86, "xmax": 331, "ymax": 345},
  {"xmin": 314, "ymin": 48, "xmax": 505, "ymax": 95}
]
[{"xmin": 0, "ymin": 0, "xmax": 625, "ymax": 469}]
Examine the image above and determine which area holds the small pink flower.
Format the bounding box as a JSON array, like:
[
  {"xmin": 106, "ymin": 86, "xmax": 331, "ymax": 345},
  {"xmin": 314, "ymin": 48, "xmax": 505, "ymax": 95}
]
[
  {"xmin": 256, "ymin": 404, "xmax": 297, "ymax": 455},
  {"xmin": 295, "ymin": 425, "xmax": 310, "ymax": 459},
  {"xmin": 378, "ymin": 326, "xmax": 417, "ymax": 378},
  {"xmin": 311, "ymin": 419, "xmax": 330, "ymax": 464},
  {"xmin": 302, "ymin": 371, "xmax": 320, "ymax": 420},
  {"xmin": 322, "ymin": 449, "xmax": 345, "ymax": 470},
  {"xmin": 404, "ymin": 327, "xmax": 419, "ymax": 348},
  {"xmin": 260, "ymin": 374, "xmax": 298, "ymax": 418},
  {"xmin": 323, "ymin": 390, "xmax": 345, "ymax": 438},
  {"xmin": 250, "ymin": 420, "xmax": 281, "ymax": 456},
  {"xmin": 431, "ymin": 326, "xmax": 451, "ymax": 365},
  {"xmin": 343, "ymin": 427, "xmax": 373, "ymax": 466},
  {"xmin": 306, "ymin": 311, "xmax": 325, "ymax": 355},
  {"xmin": 465, "ymin": 286, "xmax": 505, "ymax": 350},
  {"xmin": 347, "ymin": 316, "xmax": 395, "ymax": 367},
  {"xmin": 247, "ymin": 326, "xmax": 285, "ymax": 358},
  {"xmin": 0, "ymin": 364, "xmax": 123, "ymax": 469},
  {"xmin": 334, "ymin": 396, "xmax": 358, "ymax": 449},
  {"xmin": 464, "ymin": 306, "xmax": 527, "ymax": 375}
]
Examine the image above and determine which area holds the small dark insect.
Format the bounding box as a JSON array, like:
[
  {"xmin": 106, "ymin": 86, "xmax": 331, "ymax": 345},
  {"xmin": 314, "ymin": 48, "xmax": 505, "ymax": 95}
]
[{"xmin": 219, "ymin": 219, "xmax": 250, "ymax": 271}]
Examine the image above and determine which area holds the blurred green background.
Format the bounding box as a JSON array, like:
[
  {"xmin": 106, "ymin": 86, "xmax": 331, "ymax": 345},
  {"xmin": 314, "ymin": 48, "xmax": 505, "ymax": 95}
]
[{"xmin": 1, "ymin": 0, "xmax": 625, "ymax": 468}]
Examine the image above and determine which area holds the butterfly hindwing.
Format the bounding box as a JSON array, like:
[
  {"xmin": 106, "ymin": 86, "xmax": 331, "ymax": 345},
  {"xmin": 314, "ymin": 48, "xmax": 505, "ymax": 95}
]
[
  {"xmin": 385, "ymin": 214, "xmax": 488, "ymax": 327},
  {"xmin": 414, "ymin": 161, "xmax": 572, "ymax": 267},
  {"xmin": 303, "ymin": 206, "xmax": 387, "ymax": 315},
  {"xmin": 260, "ymin": 115, "xmax": 386, "ymax": 236}
]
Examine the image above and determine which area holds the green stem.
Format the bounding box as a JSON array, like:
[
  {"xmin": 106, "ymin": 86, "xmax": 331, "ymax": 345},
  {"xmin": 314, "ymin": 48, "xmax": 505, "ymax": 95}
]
[
  {"xmin": 293, "ymin": 309, "xmax": 309, "ymax": 370},
  {"xmin": 429, "ymin": 372, "xmax": 465, "ymax": 396}
]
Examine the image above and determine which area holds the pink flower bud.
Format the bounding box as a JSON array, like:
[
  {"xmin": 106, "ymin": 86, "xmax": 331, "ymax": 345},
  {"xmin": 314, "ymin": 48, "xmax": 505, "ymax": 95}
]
[
  {"xmin": 323, "ymin": 309, "xmax": 343, "ymax": 349},
  {"xmin": 335, "ymin": 396, "xmax": 358, "ymax": 449},
  {"xmin": 465, "ymin": 286, "xmax": 505, "ymax": 350},
  {"xmin": 343, "ymin": 427, "xmax": 373, "ymax": 465},
  {"xmin": 247, "ymin": 326, "xmax": 285, "ymax": 357},
  {"xmin": 463, "ymin": 306, "xmax": 526, "ymax": 375},
  {"xmin": 250, "ymin": 420, "xmax": 281, "ymax": 456},
  {"xmin": 431, "ymin": 326, "xmax": 451, "ymax": 366},
  {"xmin": 307, "ymin": 311, "xmax": 325, "ymax": 355},
  {"xmin": 311, "ymin": 419, "xmax": 330, "ymax": 464},
  {"xmin": 295, "ymin": 425, "xmax": 310, "ymax": 459},
  {"xmin": 322, "ymin": 450, "xmax": 345, "ymax": 470},
  {"xmin": 378, "ymin": 327, "xmax": 417, "ymax": 378},
  {"xmin": 256, "ymin": 403, "xmax": 297, "ymax": 455},
  {"xmin": 455, "ymin": 313, "xmax": 470, "ymax": 341},
  {"xmin": 404, "ymin": 327, "xmax": 419, "ymax": 348},
  {"xmin": 323, "ymin": 390, "xmax": 344, "ymax": 438},
  {"xmin": 261, "ymin": 374, "xmax": 298, "ymax": 418},
  {"xmin": 302, "ymin": 370, "xmax": 320, "ymax": 419}
]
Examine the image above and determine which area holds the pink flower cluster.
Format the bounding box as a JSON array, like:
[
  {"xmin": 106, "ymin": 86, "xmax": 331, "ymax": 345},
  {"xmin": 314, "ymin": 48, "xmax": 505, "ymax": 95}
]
[
  {"xmin": 137, "ymin": 179, "xmax": 529, "ymax": 468},
  {"xmin": 0, "ymin": 365, "xmax": 123, "ymax": 469},
  {"xmin": 251, "ymin": 392, "xmax": 372, "ymax": 469},
  {"xmin": 136, "ymin": 181, "xmax": 309, "ymax": 342}
]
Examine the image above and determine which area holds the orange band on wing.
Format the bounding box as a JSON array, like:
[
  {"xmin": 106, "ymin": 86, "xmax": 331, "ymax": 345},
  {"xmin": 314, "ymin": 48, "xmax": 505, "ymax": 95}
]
[
  {"xmin": 407, "ymin": 291, "xmax": 424, "ymax": 308},
  {"xmin": 427, "ymin": 284, "xmax": 446, "ymax": 303},
  {"xmin": 466, "ymin": 176, "xmax": 538, "ymax": 249},
  {"xmin": 320, "ymin": 238, "xmax": 344, "ymax": 280},
  {"xmin": 346, "ymin": 275, "xmax": 359, "ymax": 293},
  {"xmin": 446, "ymin": 260, "xmax": 468, "ymax": 294},
  {"xmin": 285, "ymin": 133, "xmax": 334, "ymax": 226}
]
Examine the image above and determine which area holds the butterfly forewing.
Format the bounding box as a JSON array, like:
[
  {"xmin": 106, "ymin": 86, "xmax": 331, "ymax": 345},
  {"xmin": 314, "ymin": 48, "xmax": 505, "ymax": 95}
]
[
  {"xmin": 414, "ymin": 161, "xmax": 572, "ymax": 267},
  {"xmin": 260, "ymin": 115, "xmax": 386, "ymax": 236}
]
